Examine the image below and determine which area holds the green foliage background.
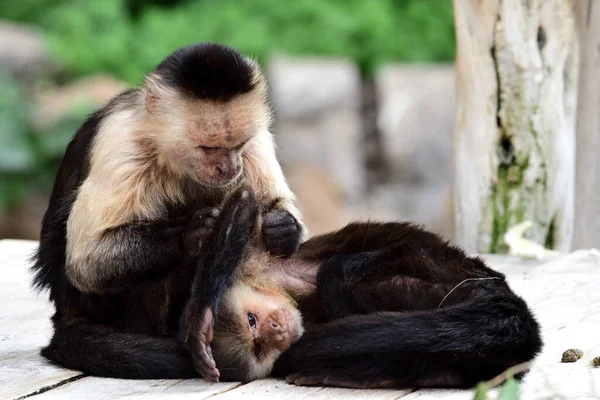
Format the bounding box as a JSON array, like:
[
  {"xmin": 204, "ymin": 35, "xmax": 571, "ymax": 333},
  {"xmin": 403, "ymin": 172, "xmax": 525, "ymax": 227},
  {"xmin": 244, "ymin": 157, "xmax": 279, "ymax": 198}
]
[{"xmin": 2, "ymin": 0, "xmax": 455, "ymax": 82}]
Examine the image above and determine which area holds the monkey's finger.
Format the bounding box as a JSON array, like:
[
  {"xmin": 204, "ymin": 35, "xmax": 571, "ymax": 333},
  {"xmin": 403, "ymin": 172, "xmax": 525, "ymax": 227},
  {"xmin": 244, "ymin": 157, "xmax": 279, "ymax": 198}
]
[
  {"xmin": 264, "ymin": 225, "xmax": 301, "ymax": 256},
  {"xmin": 264, "ymin": 224, "xmax": 298, "ymax": 238},
  {"xmin": 192, "ymin": 342, "xmax": 217, "ymax": 370},
  {"xmin": 203, "ymin": 352, "xmax": 219, "ymax": 382},
  {"xmin": 187, "ymin": 228, "xmax": 211, "ymax": 243},
  {"xmin": 204, "ymin": 208, "xmax": 220, "ymax": 218},
  {"xmin": 196, "ymin": 363, "xmax": 220, "ymax": 382},
  {"xmin": 189, "ymin": 208, "xmax": 219, "ymax": 228},
  {"xmin": 197, "ymin": 207, "xmax": 220, "ymax": 218},
  {"xmin": 201, "ymin": 308, "xmax": 214, "ymax": 344},
  {"xmin": 206, "ymin": 324, "xmax": 214, "ymax": 344},
  {"xmin": 263, "ymin": 210, "xmax": 296, "ymax": 228}
]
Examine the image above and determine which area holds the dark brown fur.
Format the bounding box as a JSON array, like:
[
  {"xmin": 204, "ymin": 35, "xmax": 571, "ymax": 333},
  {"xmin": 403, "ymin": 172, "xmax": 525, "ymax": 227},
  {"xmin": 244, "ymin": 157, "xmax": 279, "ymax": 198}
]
[
  {"xmin": 31, "ymin": 44, "xmax": 302, "ymax": 379},
  {"xmin": 202, "ymin": 192, "xmax": 543, "ymax": 388}
]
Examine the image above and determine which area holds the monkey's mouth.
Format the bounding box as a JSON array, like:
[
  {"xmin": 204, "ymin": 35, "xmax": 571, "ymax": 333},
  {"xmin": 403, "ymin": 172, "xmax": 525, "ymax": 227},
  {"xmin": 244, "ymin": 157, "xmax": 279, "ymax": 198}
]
[{"xmin": 281, "ymin": 308, "xmax": 303, "ymax": 348}]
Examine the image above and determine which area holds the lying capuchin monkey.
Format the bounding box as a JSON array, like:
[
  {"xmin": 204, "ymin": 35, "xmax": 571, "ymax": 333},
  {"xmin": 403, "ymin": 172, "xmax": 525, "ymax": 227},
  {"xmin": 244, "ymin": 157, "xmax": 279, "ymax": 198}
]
[
  {"xmin": 31, "ymin": 43, "xmax": 304, "ymax": 380},
  {"xmin": 191, "ymin": 187, "xmax": 543, "ymax": 388}
]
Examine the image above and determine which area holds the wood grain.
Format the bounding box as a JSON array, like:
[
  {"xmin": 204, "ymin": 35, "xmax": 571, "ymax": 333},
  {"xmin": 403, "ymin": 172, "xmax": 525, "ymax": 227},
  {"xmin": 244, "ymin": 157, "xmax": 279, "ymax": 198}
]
[
  {"xmin": 1, "ymin": 240, "xmax": 599, "ymax": 399},
  {"xmin": 573, "ymin": 0, "xmax": 600, "ymax": 249},
  {"xmin": 453, "ymin": 0, "xmax": 578, "ymax": 252}
]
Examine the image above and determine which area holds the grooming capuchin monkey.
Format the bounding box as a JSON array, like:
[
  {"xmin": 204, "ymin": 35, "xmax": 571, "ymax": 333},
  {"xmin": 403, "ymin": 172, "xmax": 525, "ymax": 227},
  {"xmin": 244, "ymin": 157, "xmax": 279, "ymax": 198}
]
[
  {"xmin": 194, "ymin": 188, "xmax": 543, "ymax": 388},
  {"xmin": 31, "ymin": 43, "xmax": 304, "ymax": 380}
]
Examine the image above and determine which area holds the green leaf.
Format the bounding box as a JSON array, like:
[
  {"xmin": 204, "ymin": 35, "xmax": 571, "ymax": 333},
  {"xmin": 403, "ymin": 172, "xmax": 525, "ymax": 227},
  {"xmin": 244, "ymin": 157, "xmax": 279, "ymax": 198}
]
[
  {"xmin": 0, "ymin": 73, "xmax": 37, "ymax": 172},
  {"xmin": 497, "ymin": 377, "xmax": 520, "ymax": 400},
  {"xmin": 5, "ymin": 0, "xmax": 456, "ymax": 81},
  {"xmin": 472, "ymin": 382, "xmax": 489, "ymax": 400}
]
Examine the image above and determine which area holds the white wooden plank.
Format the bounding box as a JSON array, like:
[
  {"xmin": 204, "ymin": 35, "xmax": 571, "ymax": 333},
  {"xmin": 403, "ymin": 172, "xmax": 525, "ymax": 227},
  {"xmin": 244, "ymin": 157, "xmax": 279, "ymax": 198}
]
[
  {"xmin": 0, "ymin": 240, "xmax": 83, "ymax": 400},
  {"xmin": 2, "ymin": 240, "xmax": 599, "ymax": 399},
  {"xmin": 32, "ymin": 377, "xmax": 241, "ymax": 400},
  {"xmin": 507, "ymin": 272, "xmax": 600, "ymax": 400},
  {"xmin": 478, "ymin": 250, "xmax": 600, "ymax": 400},
  {"xmin": 316, "ymin": 386, "xmax": 414, "ymax": 400},
  {"xmin": 210, "ymin": 378, "xmax": 412, "ymax": 400},
  {"xmin": 401, "ymin": 389, "xmax": 472, "ymax": 400},
  {"xmin": 573, "ymin": 0, "xmax": 600, "ymax": 250}
]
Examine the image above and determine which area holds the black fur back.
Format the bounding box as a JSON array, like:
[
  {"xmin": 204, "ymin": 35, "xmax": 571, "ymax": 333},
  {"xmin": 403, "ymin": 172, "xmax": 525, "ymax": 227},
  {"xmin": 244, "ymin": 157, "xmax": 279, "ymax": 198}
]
[{"xmin": 154, "ymin": 43, "xmax": 256, "ymax": 101}]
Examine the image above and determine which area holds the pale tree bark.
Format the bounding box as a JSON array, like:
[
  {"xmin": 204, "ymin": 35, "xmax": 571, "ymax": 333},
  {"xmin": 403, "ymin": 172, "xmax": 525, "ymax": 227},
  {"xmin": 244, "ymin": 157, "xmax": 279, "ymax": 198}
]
[
  {"xmin": 453, "ymin": 0, "xmax": 578, "ymax": 253},
  {"xmin": 573, "ymin": 0, "xmax": 600, "ymax": 250}
]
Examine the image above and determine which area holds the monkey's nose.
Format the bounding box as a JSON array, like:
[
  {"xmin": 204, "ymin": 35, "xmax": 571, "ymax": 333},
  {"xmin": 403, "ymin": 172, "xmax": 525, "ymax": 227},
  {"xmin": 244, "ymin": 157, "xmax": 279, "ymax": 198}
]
[
  {"xmin": 268, "ymin": 319, "xmax": 279, "ymax": 329},
  {"xmin": 215, "ymin": 164, "xmax": 239, "ymax": 180},
  {"xmin": 215, "ymin": 165, "xmax": 227, "ymax": 177}
]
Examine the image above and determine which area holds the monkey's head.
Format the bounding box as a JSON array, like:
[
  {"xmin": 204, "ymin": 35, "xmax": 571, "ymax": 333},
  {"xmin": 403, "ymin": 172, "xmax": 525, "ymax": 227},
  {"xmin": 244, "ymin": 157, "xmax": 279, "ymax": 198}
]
[
  {"xmin": 143, "ymin": 43, "xmax": 271, "ymax": 187},
  {"xmin": 211, "ymin": 281, "xmax": 304, "ymax": 382}
]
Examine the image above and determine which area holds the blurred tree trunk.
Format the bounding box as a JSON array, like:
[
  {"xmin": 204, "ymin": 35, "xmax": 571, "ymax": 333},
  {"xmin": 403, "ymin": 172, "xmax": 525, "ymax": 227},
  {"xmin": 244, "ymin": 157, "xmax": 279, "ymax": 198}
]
[
  {"xmin": 453, "ymin": 0, "xmax": 578, "ymax": 253},
  {"xmin": 573, "ymin": 0, "xmax": 600, "ymax": 249}
]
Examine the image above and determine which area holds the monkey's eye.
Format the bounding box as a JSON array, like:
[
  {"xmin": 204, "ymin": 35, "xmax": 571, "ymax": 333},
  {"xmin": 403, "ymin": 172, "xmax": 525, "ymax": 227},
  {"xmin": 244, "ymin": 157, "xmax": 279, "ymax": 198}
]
[
  {"xmin": 233, "ymin": 138, "xmax": 251, "ymax": 151},
  {"xmin": 247, "ymin": 313, "xmax": 257, "ymax": 328},
  {"xmin": 197, "ymin": 145, "xmax": 214, "ymax": 152},
  {"xmin": 253, "ymin": 342, "xmax": 262, "ymax": 358}
]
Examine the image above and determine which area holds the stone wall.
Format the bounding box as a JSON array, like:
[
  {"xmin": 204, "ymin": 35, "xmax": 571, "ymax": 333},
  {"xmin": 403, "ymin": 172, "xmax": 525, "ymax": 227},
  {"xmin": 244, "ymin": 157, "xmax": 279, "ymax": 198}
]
[{"xmin": 270, "ymin": 55, "xmax": 456, "ymax": 240}]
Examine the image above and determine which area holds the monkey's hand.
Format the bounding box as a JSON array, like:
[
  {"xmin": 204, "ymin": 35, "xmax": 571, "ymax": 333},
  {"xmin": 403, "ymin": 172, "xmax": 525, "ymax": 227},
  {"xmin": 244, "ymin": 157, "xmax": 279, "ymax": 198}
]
[
  {"xmin": 262, "ymin": 208, "xmax": 301, "ymax": 257},
  {"xmin": 183, "ymin": 208, "xmax": 220, "ymax": 257},
  {"xmin": 185, "ymin": 306, "xmax": 220, "ymax": 382}
]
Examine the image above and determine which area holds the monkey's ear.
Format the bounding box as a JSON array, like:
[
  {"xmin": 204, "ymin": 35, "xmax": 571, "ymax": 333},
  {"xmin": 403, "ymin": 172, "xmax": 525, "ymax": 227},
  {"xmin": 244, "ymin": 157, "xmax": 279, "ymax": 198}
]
[{"xmin": 145, "ymin": 91, "xmax": 158, "ymax": 114}]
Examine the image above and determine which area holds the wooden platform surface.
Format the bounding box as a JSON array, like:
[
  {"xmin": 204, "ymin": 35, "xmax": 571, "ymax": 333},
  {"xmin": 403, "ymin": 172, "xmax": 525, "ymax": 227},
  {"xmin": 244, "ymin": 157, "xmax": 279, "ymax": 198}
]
[{"xmin": 1, "ymin": 239, "xmax": 599, "ymax": 400}]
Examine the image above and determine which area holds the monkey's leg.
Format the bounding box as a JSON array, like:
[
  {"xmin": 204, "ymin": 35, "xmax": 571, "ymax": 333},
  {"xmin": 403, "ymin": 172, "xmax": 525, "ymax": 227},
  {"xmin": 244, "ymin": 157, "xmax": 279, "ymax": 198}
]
[
  {"xmin": 316, "ymin": 251, "xmax": 386, "ymax": 320},
  {"xmin": 317, "ymin": 248, "xmax": 506, "ymax": 320},
  {"xmin": 42, "ymin": 320, "xmax": 196, "ymax": 379},
  {"xmin": 187, "ymin": 188, "xmax": 260, "ymax": 313},
  {"xmin": 274, "ymin": 285, "xmax": 542, "ymax": 389},
  {"xmin": 181, "ymin": 187, "xmax": 260, "ymax": 381},
  {"xmin": 317, "ymin": 250, "xmax": 451, "ymax": 319}
]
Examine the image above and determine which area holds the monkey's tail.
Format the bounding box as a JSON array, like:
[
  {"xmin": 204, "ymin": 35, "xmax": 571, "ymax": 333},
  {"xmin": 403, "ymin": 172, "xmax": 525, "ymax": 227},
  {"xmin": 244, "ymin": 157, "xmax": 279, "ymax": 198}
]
[
  {"xmin": 42, "ymin": 322, "xmax": 196, "ymax": 379},
  {"xmin": 273, "ymin": 293, "xmax": 542, "ymax": 388}
]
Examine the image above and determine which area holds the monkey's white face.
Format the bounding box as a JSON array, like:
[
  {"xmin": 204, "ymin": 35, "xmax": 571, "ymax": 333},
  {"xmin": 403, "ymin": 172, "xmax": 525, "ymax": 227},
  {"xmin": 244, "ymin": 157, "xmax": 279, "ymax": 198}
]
[
  {"xmin": 146, "ymin": 84, "xmax": 269, "ymax": 187},
  {"xmin": 243, "ymin": 290, "xmax": 304, "ymax": 355},
  {"xmin": 182, "ymin": 92, "xmax": 268, "ymax": 187},
  {"xmin": 191, "ymin": 146, "xmax": 245, "ymax": 187},
  {"xmin": 212, "ymin": 283, "xmax": 304, "ymax": 382}
]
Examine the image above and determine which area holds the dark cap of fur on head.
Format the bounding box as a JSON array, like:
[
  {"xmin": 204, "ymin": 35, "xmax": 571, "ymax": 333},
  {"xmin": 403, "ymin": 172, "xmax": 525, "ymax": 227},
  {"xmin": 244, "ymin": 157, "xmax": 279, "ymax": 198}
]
[{"xmin": 154, "ymin": 43, "xmax": 258, "ymax": 101}]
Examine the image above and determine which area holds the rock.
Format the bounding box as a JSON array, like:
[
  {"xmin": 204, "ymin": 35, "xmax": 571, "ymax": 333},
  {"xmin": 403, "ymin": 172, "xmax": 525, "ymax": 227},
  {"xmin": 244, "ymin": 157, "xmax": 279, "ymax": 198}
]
[
  {"xmin": 376, "ymin": 64, "xmax": 456, "ymax": 185},
  {"xmin": 561, "ymin": 349, "xmax": 583, "ymax": 363},
  {"xmin": 268, "ymin": 55, "xmax": 366, "ymax": 201},
  {"xmin": 285, "ymin": 164, "xmax": 347, "ymax": 236},
  {"xmin": 0, "ymin": 20, "xmax": 55, "ymax": 82},
  {"xmin": 0, "ymin": 192, "xmax": 48, "ymax": 240},
  {"xmin": 374, "ymin": 64, "xmax": 456, "ymax": 241},
  {"xmin": 346, "ymin": 183, "xmax": 455, "ymax": 242},
  {"xmin": 34, "ymin": 75, "xmax": 129, "ymax": 131}
]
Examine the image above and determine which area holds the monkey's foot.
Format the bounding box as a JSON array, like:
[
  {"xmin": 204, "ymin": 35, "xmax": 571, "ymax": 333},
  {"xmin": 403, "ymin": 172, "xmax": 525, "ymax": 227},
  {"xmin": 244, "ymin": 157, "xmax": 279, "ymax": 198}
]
[
  {"xmin": 263, "ymin": 209, "xmax": 301, "ymax": 257},
  {"xmin": 285, "ymin": 371, "xmax": 396, "ymax": 389},
  {"xmin": 186, "ymin": 307, "xmax": 220, "ymax": 382}
]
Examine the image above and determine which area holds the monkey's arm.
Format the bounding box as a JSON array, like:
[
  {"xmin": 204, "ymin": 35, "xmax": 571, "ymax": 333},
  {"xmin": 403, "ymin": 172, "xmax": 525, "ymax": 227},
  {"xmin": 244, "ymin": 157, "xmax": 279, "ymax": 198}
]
[
  {"xmin": 243, "ymin": 131, "xmax": 305, "ymax": 256},
  {"xmin": 65, "ymin": 208, "xmax": 216, "ymax": 293},
  {"xmin": 182, "ymin": 187, "xmax": 260, "ymax": 381}
]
